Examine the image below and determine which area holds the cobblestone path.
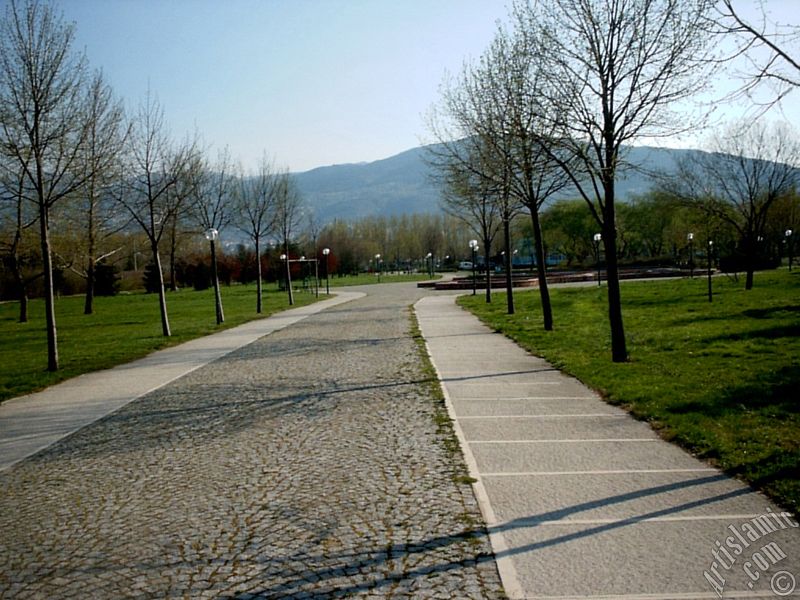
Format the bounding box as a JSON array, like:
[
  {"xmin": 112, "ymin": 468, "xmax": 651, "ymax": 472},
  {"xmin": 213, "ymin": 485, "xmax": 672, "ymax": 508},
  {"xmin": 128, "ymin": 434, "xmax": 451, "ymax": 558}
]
[{"xmin": 0, "ymin": 284, "xmax": 505, "ymax": 599}]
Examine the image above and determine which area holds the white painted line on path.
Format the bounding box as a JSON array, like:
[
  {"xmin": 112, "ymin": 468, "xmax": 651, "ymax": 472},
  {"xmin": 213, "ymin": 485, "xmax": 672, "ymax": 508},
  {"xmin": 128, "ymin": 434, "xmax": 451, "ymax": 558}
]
[
  {"xmin": 448, "ymin": 381, "xmax": 563, "ymax": 385},
  {"xmin": 458, "ymin": 414, "xmax": 626, "ymax": 420},
  {"xmin": 453, "ymin": 396, "xmax": 598, "ymax": 401},
  {"xmin": 482, "ymin": 468, "xmax": 718, "ymax": 477},
  {"xmin": 515, "ymin": 591, "xmax": 779, "ymax": 599},
  {"xmin": 499, "ymin": 514, "xmax": 763, "ymax": 526},
  {"xmin": 469, "ymin": 438, "xmax": 658, "ymax": 444}
]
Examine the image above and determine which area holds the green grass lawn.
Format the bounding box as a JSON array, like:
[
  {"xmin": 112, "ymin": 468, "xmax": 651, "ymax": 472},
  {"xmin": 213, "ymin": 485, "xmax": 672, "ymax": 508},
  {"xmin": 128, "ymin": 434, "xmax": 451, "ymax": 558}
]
[
  {"xmin": 0, "ymin": 283, "xmax": 320, "ymax": 402},
  {"xmin": 458, "ymin": 270, "xmax": 800, "ymax": 513}
]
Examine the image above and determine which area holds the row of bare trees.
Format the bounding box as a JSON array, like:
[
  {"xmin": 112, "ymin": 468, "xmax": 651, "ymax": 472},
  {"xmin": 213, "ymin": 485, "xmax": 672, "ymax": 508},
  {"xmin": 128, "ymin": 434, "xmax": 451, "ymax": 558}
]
[
  {"xmin": 0, "ymin": 0, "xmax": 303, "ymax": 371},
  {"xmin": 428, "ymin": 0, "xmax": 799, "ymax": 363},
  {"xmin": 317, "ymin": 212, "xmax": 473, "ymax": 276}
]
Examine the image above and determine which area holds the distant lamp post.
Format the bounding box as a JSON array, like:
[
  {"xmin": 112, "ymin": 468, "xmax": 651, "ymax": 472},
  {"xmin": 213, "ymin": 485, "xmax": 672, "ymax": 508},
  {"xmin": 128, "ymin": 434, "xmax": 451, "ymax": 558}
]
[
  {"xmin": 707, "ymin": 240, "xmax": 714, "ymax": 303},
  {"xmin": 593, "ymin": 233, "xmax": 602, "ymax": 286},
  {"xmin": 299, "ymin": 256, "xmax": 307, "ymax": 294},
  {"xmin": 280, "ymin": 253, "xmax": 293, "ymax": 305},
  {"xmin": 787, "ymin": 229, "xmax": 794, "ymax": 271},
  {"xmin": 469, "ymin": 239, "xmax": 478, "ymax": 295},
  {"xmin": 426, "ymin": 252, "xmax": 433, "ymax": 278},
  {"xmin": 322, "ymin": 248, "xmax": 330, "ymax": 295},
  {"xmin": 204, "ymin": 228, "xmax": 224, "ymax": 324},
  {"xmin": 687, "ymin": 232, "xmax": 694, "ymax": 278},
  {"xmin": 375, "ymin": 253, "xmax": 382, "ymax": 282}
]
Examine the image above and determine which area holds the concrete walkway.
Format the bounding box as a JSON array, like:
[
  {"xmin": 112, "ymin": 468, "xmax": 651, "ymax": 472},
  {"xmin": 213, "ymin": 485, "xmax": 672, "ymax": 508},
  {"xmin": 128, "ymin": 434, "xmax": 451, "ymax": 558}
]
[
  {"xmin": 415, "ymin": 294, "xmax": 800, "ymax": 599},
  {"xmin": 0, "ymin": 291, "xmax": 363, "ymax": 472}
]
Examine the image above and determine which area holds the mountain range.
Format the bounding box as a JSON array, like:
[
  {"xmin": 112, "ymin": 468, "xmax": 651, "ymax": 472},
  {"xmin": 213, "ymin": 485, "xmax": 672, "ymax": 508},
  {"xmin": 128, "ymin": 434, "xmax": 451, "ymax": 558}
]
[{"xmin": 292, "ymin": 143, "xmax": 693, "ymax": 223}]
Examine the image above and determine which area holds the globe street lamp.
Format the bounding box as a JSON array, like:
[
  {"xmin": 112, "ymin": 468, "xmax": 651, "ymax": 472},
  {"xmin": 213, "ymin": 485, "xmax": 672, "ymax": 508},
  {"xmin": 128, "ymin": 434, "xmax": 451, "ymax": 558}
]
[
  {"xmin": 593, "ymin": 233, "xmax": 602, "ymax": 286},
  {"xmin": 707, "ymin": 240, "xmax": 714, "ymax": 303},
  {"xmin": 787, "ymin": 229, "xmax": 794, "ymax": 271},
  {"xmin": 687, "ymin": 232, "xmax": 694, "ymax": 278},
  {"xmin": 375, "ymin": 253, "xmax": 382, "ymax": 282},
  {"xmin": 280, "ymin": 253, "xmax": 293, "ymax": 305},
  {"xmin": 426, "ymin": 252, "xmax": 433, "ymax": 278},
  {"xmin": 469, "ymin": 239, "xmax": 478, "ymax": 295},
  {"xmin": 322, "ymin": 247, "xmax": 330, "ymax": 295},
  {"xmin": 204, "ymin": 228, "xmax": 224, "ymax": 324}
]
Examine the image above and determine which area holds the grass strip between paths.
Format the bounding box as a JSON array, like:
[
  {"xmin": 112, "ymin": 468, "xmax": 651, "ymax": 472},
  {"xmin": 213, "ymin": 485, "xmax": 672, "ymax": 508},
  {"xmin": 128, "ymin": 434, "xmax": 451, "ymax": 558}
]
[{"xmin": 458, "ymin": 270, "xmax": 800, "ymax": 514}]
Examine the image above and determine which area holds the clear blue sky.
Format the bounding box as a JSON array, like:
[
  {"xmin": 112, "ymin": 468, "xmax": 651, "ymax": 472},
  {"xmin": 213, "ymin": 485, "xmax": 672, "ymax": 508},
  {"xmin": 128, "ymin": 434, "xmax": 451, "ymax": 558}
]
[
  {"xmin": 60, "ymin": 0, "xmax": 508, "ymax": 172},
  {"xmin": 57, "ymin": 0, "xmax": 798, "ymax": 173}
]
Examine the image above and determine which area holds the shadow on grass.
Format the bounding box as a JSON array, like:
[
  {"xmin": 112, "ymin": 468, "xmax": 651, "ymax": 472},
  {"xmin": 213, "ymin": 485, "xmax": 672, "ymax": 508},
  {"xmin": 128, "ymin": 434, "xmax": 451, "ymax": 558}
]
[
  {"xmin": 666, "ymin": 365, "xmax": 800, "ymax": 418},
  {"xmin": 705, "ymin": 324, "xmax": 800, "ymax": 342},
  {"xmin": 742, "ymin": 304, "xmax": 800, "ymax": 318}
]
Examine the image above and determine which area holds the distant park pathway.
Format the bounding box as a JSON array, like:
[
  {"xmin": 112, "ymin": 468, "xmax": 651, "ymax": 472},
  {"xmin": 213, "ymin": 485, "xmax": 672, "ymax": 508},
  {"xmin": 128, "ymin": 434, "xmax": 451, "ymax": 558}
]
[{"xmin": 0, "ymin": 283, "xmax": 504, "ymax": 599}]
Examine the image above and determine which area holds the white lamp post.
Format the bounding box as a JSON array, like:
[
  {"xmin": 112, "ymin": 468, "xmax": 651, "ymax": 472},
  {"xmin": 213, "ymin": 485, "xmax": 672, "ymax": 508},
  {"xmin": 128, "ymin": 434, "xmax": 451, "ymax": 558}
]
[
  {"xmin": 593, "ymin": 233, "xmax": 602, "ymax": 286},
  {"xmin": 204, "ymin": 228, "xmax": 224, "ymax": 324},
  {"xmin": 687, "ymin": 232, "xmax": 694, "ymax": 278},
  {"xmin": 280, "ymin": 253, "xmax": 293, "ymax": 305},
  {"xmin": 786, "ymin": 229, "xmax": 794, "ymax": 271},
  {"xmin": 707, "ymin": 240, "xmax": 714, "ymax": 303},
  {"xmin": 322, "ymin": 248, "xmax": 330, "ymax": 295},
  {"xmin": 469, "ymin": 239, "xmax": 478, "ymax": 295}
]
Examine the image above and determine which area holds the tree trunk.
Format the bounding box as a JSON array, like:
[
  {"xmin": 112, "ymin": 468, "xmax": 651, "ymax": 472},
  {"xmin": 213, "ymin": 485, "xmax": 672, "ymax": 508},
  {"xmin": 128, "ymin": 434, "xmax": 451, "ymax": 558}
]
[
  {"xmin": 84, "ymin": 258, "xmax": 95, "ymax": 315},
  {"xmin": 210, "ymin": 239, "xmax": 224, "ymax": 324},
  {"xmin": 745, "ymin": 268, "xmax": 754, "ymax": 290},
  {"xmin": 285, "ymin": 244, "xmax": 294, "ymax": 306},
  {"xmin": 11, "ymin": 212, "xmax": 28, "ymax": 323},
  {"xmin": 39, "ymin": 206, "xmax": 59, "ymax": 371},
  {"xmin": 19, "ymin": 292, "xmax": 29, "ymax": 324},
  {"xmin": 530, "ymin": 210, "xmax": 553, "ymax": 331},
  {"xmin": 602, "ymin": 214, "xmax": 627, "ymax": 363},
  {"xmin": 503, "ymin": 216, "xmax": 514, "ymax": 315},
  {"xmin": 10, "ymin": 253, "xmax": 29, "ymax": 323},
  {"xmin": 169, "ymin": 216, "xmax": 179, "ymax": 292},
  {"xmin": 85, "ymin": 191, "xmax": 96, "ymax": 315},
  {"xmin": 151, "ymin": 243, "xmax": 171, "ymax": 336},
  {"xmin": 255, "ymin": 238, "xmax": 263, "ymax": 313}
]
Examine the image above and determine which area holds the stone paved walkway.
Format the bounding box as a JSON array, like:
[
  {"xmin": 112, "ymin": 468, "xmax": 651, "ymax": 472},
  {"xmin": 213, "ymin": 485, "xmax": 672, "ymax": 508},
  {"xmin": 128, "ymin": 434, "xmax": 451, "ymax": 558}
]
[{"xmin": 0, "ymin": 284, "xmax": 504, "ymax": 599}]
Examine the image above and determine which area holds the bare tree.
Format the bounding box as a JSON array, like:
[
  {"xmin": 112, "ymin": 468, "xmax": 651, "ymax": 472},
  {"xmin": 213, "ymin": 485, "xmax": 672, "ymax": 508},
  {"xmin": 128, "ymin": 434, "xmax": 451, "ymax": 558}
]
[
  {"xmin": 189, "ymin": 148, "xmax": 234, "ymax": 324},
  {"xmin": 273, "ymin": 169, "xmax": 303, "ymax": 305},
  {"xmin": 119, "ymin": 90, "xmax": 197, "ymax": 336},
  {"xmin": 68, "ymin": 70, "xmax": 127, "ymax": 315},
  {"xmin": 236, "ymin": 155, "xmax": 277, "ymax": 313},
  {"xmin": 667, "ymin": 120, "xmax": 800, "ymax": 290},
  {"xmin": 473, "ymin": 27, "xmax": 574, "ymax": 328},
  {"xmin": 439, "ymin": 153, "xmax": 501, "ymax": 303},
  {"xmin": 518, "ymin": 0, "xmax": 716, "ymax": 362},
  {"xmin": 0, "ymin": 0, "xmax": 95, "ymax": 370},
  {"xmin": 713, "ymin": 0, "xmax": 799, "ymax": 112},
  {"xmin": 428, "ymin": 56, "xmax": 522, "ymax": 314}
]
